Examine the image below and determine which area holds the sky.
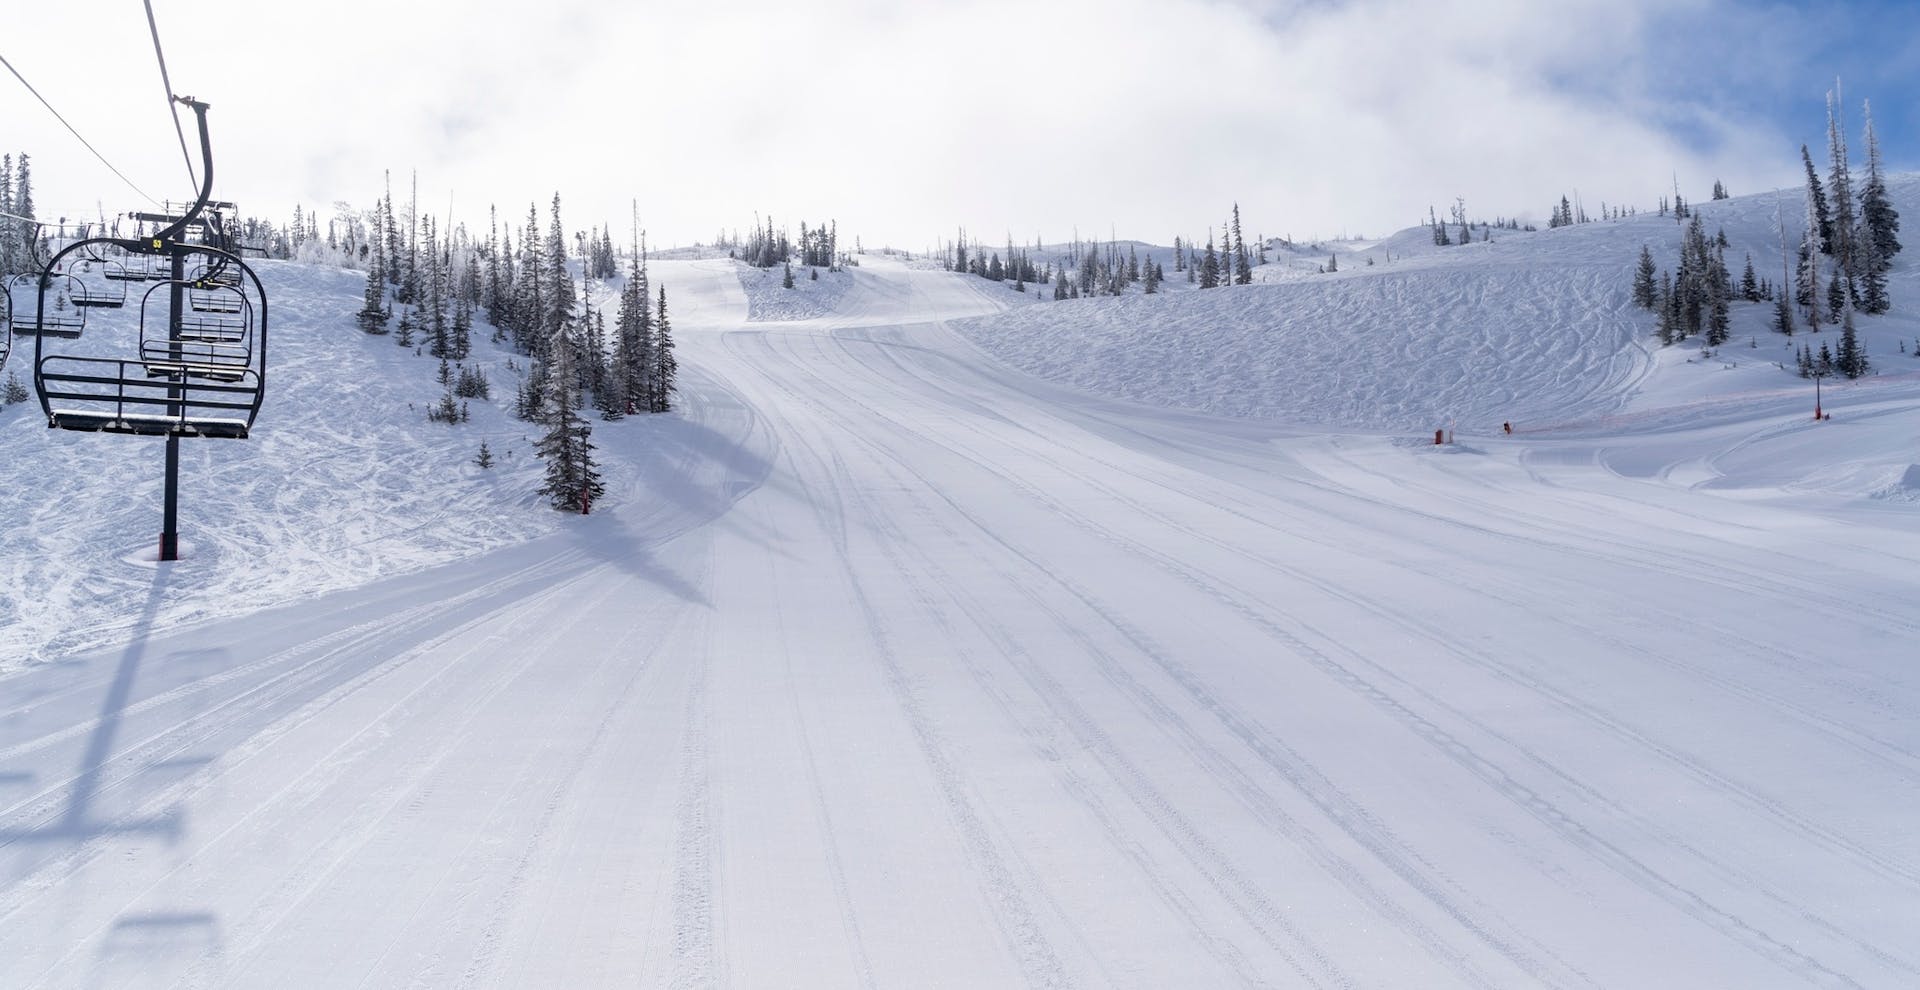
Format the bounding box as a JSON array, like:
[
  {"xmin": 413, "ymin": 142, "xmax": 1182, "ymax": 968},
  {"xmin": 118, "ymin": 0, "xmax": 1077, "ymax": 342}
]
[{"xmin": 4, "ymin": 0, "xmax": 1918, "ymax": 251}]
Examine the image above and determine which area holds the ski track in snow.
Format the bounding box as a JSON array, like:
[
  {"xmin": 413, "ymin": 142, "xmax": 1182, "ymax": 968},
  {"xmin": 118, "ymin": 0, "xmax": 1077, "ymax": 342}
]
[{"xmin": 3, "ymin": 186, "xmax": 1920, "ymax": 987}]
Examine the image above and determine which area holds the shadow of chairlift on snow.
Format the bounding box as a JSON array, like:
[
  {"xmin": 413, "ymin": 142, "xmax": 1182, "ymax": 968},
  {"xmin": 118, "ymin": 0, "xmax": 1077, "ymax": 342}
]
[
  {"xmin": 95, "ymin": 910, "xmax": 224, "ymax": 983},
  {"xmin": 0, "ymin": 568, "xmax": 187, "ymax": 848}
]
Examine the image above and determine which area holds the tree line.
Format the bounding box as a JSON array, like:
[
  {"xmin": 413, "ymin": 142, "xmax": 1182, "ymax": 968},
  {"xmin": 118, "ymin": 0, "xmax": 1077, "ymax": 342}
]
[{"xmin": 348, "ymin": 175, "xmax": 677, "ymax": 513}]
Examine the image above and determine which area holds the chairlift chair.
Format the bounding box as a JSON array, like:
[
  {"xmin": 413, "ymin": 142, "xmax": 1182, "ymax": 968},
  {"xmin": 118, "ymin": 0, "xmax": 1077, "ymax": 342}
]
[
  {"xmin": 67, "ymin": 264, "xmax": 129, "ymax": 309},
  {"xmin": 33, "ymin": 239, "xmax": 266, "ymax": 440},
  {"xmin": 102, "ymin": 257, "xmax": 147, "ymax": 282},
  {"xmin": 137, "ymin": 279, "xmax": 252, "ymax": 381},
  {"xmin": 187, "ymin": 285, "xmax": 244, "ymax": 315},
  {"xmin": 188, "ymin": 259, "xmax": 243, "ymax": 289},
  {"xmin": 6, "ymin": 273, "xmax": 87, "ymax": 338}
]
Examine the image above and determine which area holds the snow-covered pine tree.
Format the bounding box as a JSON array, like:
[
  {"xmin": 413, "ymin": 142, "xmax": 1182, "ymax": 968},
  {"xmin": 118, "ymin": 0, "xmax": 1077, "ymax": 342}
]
[
  {"xmin": 1837, "ymin": 305, "xmax": 1868, "ymax": 378},
  {"xmin": 1199, "ymin": 234, "xmax": 1220, "ymax": 289},
  {"xmin": 516, "ymin": 360, "xmax": 547, "ymax": 421},
  {"xmin": 1858, "ymin": 247, "xmax": 1890, "ymax": 314},
  {"xmin": 485, "ymin": 205, "xmax": 503, "ymax": 316},
  {"xmin": 430, "ymin": 381, "xmax": 460, "ymax": 423},
  {"xmin": 512, "ymin": 203, "xmax": 544, "ymax": 353},
  {"xmin": 9, "ymin": 153, "xmax": 33, "ymax": 272},
  {"xmin": 455, "ymin": 363, "xmax": 491, "ymax": 399},
  {"xmin": 1632, "ymin": 246, "xmax": 1658, "ymax": 308},
  {"xmin": 1773, "ymin": 293, "xmax": 1796, "ymax": 336},
  {"xmin": 1802, "ymin": 184, "xmax": 1824, "ymax": 333},
  {"xmin": 400, "ymin": 172, "xmax": 420, "ymax": 304},
  {"xmin": 649, "ymin": 285, "xmax": 677, "ymax": 413},
  {"xmin": 1801, "ymin": 145, "xmax": 1833, "ymax": 254},
  {"xmin": 452, "ymin": 292, "xmax": 473, "ymax": 361},
  {"xmin": 3, "ymin": 370, "xmax": 28, "ymax": 405},
  {"xmin": 1739, "ymin": 253, "xmax": 1759, "ymax": 302},
  {"xmin": 1232, "ymin": 204, "xmax": 1252, "ymax": 285},
  {"xmin": 591, "ymin": 308, "xmax": 624, "ymax": 421},
  {"xmin": 535, "ymin": 317, "xmax": 604, "ymax": 513},
  {"xmin": 357, "ymin": 239, "xmax": 390, "ymax": 333},
  {"xmin": 1858, "ymin": 98, "xmax": 1901, "ymax": 296},
  {"xmin": 1707, "ymin": 287, "xmax": 1730, "ymax": 347},
  {"xmin": 0, "ymin": 153, "xmax": 13, "ymax": 275},
  {"xmin": 475, "ymin": 441, "xmax": 494, "ymax": 469},
  {"xmin": 1656, "ymin": 271, "xmax": 1677, "ymax": 346},
  {"xmin": 1827, "ymin": 83, "xmax": 1857, "ymax": 276},
  {"xmin": 425, "ymin": 219, "xmax": 450, "ymax": 358},
  {"xmin": 620, "ymin": 243, "xmax": 653, "ymax": 415},
  {"xmin": 543, "ymin": 194, "xmax": 574, "ymax": 350},
  {"xmin": 383, "ymin": 175, "xmax": 403, "ymax": 287}
]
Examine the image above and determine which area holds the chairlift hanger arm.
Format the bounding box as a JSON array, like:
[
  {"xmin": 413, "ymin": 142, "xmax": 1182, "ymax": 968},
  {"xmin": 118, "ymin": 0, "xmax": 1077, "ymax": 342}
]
[{"xmin": 154, "ymin": 97, "xmax": 212, "ymax": 246}]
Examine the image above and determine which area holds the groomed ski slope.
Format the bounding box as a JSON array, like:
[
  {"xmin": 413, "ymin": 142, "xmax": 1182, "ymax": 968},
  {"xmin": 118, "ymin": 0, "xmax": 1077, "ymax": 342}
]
[{"xmin": 1, "ymin": 243, "xmax": 1919, "ymax": 986}]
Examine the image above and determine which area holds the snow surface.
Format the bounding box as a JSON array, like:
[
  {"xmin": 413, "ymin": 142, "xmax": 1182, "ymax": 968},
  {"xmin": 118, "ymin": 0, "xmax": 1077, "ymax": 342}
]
[
  {"xmin": 955, "ymin": 178, "xmax": 1920, "ymax": 439},
  {"xmin": 735, "ymin": 260, "xmax": 854, "ymax": 322},
  {"xmin": 2, "ymin": 189, "xmax": 1919, "ymax": 987}
]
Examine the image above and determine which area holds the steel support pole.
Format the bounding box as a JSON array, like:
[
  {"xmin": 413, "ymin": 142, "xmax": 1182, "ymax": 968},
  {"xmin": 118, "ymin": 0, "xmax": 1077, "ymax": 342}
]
[
  {"xmin": 160, "ymin": 246, "xmax": 186, "ymax": 561},
  {"xmin": 161, "ymin": 435, "xmax": 180, "ymax": 560}
]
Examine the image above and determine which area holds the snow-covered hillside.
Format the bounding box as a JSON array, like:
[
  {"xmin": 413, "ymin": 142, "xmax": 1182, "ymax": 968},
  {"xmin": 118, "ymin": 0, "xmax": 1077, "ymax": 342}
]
[
  {"xmin": 952, "ymin": 176, "xmax": 1920, "ymax": 440},
  {"xmin": 0, "ymin": 261, "xmax": 721, "ymax": 668},
  {"xmin": 2, "ymin": 199, "xmax": 1918, "ymax": 987}
]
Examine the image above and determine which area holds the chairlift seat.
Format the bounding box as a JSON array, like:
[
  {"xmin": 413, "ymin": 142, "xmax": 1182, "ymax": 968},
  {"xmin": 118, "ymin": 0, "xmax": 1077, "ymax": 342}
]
[
  {"xmin": 39, "ymin": 355, "xmax": 261, "ymax": 439},
  {"xmin": 71, "ymin": 285, "xmax": 127, "ymax": 309},
  {"xmin": 187, "ymin": 290, "xmax": 242, "ymax": 314},
  {"xmin": 174, "ymin": 315, "xmax": 248, "ymax": 342},
  {"xmin": 48, "ymin": 410, "xmax": 250, "ymax": 439},
  {"xmin": 141, "ymin": 359, "xmax": 250, "ymax": 384},
  {"xmin": 10, "ymin": 312, "xmax": 84, "ymax": 338},
  {"xmin": 140, "ymin": 337, "xmax": 249, "ymax": 374}
]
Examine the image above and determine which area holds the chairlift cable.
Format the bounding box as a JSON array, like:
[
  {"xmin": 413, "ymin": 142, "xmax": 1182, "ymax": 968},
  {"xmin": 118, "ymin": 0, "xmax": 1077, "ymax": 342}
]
[
  {"xmin": 0, "ymin": 50, "xmax": 163, "ymax": 207},
  {"xmin": 142, "ymin": 0, "xmax": 198, "ymax": 196}
]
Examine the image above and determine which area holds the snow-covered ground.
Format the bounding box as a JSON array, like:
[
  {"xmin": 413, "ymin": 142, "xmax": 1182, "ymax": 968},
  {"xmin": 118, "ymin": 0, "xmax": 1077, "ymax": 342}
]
[
  {"xmin": 955, "ymin": 178, "xmax": 1920, "ymax": 442},
  {"xmin": 735, "ymin": 260, "xmax": 854, "ymax": 321},
  {"xmin": 1, "ymin": 186, "xmax": 1919, "ymax": 987},
  {"xmin": 0, "ymin": 264, "xmax": 565, "ymax": 666}
]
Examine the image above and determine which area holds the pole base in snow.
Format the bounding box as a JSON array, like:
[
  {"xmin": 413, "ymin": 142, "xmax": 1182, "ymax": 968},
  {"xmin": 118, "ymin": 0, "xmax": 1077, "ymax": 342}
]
[{"xmin": 159, "ymin": 533, "xmax": 178, "ymax": 562}]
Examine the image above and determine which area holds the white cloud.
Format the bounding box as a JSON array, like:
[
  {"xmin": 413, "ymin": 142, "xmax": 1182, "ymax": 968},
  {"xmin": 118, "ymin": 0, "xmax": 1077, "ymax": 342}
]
[{"xmin": 2, "ymin": 0, "xmax": 1811, "ymax": 249}]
